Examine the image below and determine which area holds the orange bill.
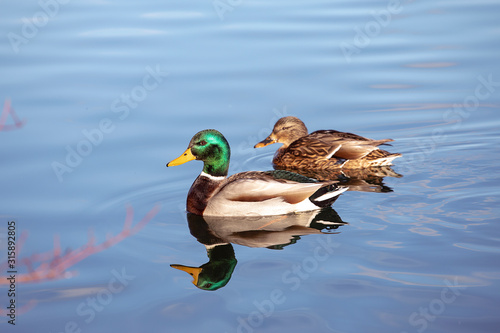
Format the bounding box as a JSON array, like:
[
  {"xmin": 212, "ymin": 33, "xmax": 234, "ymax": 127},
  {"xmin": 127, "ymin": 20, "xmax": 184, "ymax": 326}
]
[{"xmin": 254, "ymin": 135, "xmax": 277, "ymax": 148}]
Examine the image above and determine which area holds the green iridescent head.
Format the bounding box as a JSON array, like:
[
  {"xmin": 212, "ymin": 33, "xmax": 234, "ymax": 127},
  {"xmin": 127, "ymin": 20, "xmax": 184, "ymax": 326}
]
[
  {"xmin": 170, "ymin": 244, "xmax": 237, "ymax": 291},
  {"xmin": 167, "ymin": 129, "xmax": 231, "ymax": 177}
]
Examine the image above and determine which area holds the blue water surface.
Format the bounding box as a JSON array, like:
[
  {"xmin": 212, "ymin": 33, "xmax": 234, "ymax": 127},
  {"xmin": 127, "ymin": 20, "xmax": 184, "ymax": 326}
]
[{"xmin": 1, "ymin": 0, "xmax": 500, "ymax": 332}]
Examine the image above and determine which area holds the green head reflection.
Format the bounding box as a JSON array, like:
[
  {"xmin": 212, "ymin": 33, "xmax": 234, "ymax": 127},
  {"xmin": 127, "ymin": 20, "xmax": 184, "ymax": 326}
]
[{"xmin": 171, "ymin": 243, "xmax": 237, "ymax": 291}]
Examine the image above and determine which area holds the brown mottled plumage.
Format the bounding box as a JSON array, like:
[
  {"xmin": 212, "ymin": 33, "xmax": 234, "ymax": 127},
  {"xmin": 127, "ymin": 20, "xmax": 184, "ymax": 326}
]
[
  {"xmin": 255, "ymin": 116, "xmax": 401, "ymax": 170},
  {"xmin": 281, "ymin": 166, "xmax": 403, "ymax": 193}
]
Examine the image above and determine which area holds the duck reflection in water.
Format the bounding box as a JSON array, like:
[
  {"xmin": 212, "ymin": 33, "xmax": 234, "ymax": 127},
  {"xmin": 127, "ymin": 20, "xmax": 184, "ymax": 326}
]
[
  {"xmin": 285, "ymin": 166, "xmax": 403, "ymax": 193},
  {"xmin": 171, "ymin": 208, "xmax": 346, "ymax": 291}
]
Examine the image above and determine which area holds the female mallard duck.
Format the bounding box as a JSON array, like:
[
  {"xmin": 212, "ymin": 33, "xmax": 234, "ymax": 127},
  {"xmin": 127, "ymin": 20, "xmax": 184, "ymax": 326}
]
[
  {"xmin": 167, "ymin": 129, "xmax": 347, "ymax": 217},
  {"xmin": 255, "ymin": 116, "xmax": 401, "ymax": 170}
]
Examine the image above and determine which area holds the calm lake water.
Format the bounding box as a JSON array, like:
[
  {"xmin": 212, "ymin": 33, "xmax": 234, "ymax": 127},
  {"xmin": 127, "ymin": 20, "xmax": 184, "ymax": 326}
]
[{"xmin": 1, "ymin": 0, "xmax": 500, "ymax": 332}]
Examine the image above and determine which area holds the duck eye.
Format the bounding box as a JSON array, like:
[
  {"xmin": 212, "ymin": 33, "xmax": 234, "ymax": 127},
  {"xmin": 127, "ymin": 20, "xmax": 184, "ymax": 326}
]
[{"xmin": 198, "ymin": 140, "xmax": 207, "ymax": 146}]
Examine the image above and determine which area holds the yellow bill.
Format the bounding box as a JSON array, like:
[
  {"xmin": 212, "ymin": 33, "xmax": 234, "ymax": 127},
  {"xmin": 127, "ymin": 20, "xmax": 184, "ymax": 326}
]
[
  {"xmin": 170, "ymin": 264, "xmax": 202, "ymax": 286},
  {"xmin": 167, "ymin": 148, "xmax": 196, "ymax": 167}
]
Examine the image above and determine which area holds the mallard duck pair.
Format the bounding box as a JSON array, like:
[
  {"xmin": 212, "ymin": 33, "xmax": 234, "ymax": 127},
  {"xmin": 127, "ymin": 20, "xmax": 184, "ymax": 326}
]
[{"xmin": 167, "ymin": 117, "xmax": 400, "ymax": 217}]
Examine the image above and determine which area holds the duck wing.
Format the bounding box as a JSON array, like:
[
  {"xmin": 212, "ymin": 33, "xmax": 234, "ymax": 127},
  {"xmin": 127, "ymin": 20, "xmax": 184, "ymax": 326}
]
[
  {"xmin": 287, "ymin": 136, "xmax": 343, "ymax": 160},
  {"xmin": 216, "ymin": 171, "xmax": 326, "ymax": 205},
  {"xmin": 308, "ymin": 130, "xmax": 394, "ymax": 160},
  {"xmin": 309, "ymin": 130, "xmax": 372, "ymax": 141}
]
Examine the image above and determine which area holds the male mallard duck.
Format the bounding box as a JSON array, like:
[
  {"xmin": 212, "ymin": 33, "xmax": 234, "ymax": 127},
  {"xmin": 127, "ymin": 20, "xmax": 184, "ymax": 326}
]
[
  {"xmin": 255, "ymin": 116, "xmax": 401, "ymax": 170},
  {"xmin": 167, "ymin": 129, "xmax": 347, "ymax": 216}
]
